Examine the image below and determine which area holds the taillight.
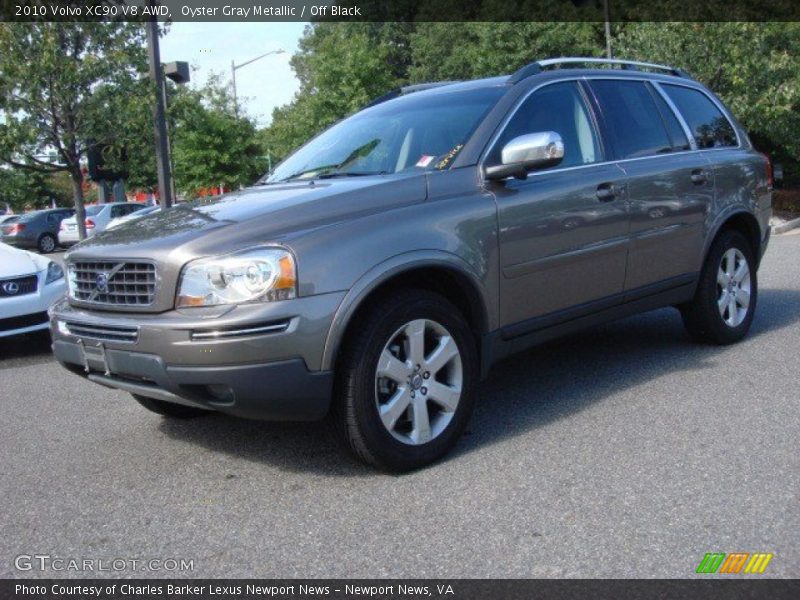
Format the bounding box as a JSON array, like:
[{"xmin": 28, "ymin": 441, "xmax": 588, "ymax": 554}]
[
  {"xmin": 8, "ymin": 223, "xmax": 26, "ymax": 234},
  {"xmin": 760, "ymin": 153, "xmax": 773, "ymax": 189},
  {"xmin": 85, "ymin": 219, "xmax": 95, "ymax": 229}
]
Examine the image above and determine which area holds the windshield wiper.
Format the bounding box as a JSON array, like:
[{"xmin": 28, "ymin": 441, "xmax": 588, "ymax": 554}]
[{"xmin": 317, "ymin": 170, "xmax": 387, "ymax": 179}]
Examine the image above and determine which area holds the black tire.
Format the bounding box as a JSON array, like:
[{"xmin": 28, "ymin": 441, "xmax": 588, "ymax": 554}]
[
  {"xmin": 132, "ymin": 394, "xmax": 210, "ymax": 419},
  {"xmin": 330, "ymin": 289, "xmax": 479, "ymax": 472},
  {"xmin": 38, "ymin": 233, "xmax": 57, "ymax": 253},
  {"xmin": 680, "ymin": 230, "xmax": 757, "ymax": 345}
]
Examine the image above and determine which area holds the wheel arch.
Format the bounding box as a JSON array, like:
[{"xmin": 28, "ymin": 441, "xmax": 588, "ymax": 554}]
[
  {"xmin": 321, "ymin": 252, "xmax": 493, "ymax": 372},
  {"xmin": 704, "ymin": 210, "xmax": 762, "ymax": 266}
]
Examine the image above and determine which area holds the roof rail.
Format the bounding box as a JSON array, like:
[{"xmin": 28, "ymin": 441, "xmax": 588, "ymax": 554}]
[
  {"xmin": 508, "ymin": 57, "xmax": 690, "ymax": 84},
  {"xmin": 363, "ymin": 81, "xmax": 459, "ymax": 109}
]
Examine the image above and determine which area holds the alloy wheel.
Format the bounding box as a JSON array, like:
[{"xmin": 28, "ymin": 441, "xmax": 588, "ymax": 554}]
[
  {"xmin": 374, "ymin": 319, "xmax": 463, "ymax": 445},
  {"xmin": 717, "ymin": 248, "xmax": 750, "ymax": 327}
]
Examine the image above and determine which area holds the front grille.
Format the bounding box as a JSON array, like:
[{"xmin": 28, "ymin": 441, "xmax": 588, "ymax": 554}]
[
  {"xmin": 0, "ymin": 274, "xmax": 38, "ymax": 297},
  {"xmin": 71, "ymin": 261, "xmax": 156, "ymax": 306},
  {"xmin": 0, "ymin": 311, "xmax": 48, "ymax": 332},
  {"xmin": 65, "ymin": 321, "xmax": 139, "ymax": 343}
]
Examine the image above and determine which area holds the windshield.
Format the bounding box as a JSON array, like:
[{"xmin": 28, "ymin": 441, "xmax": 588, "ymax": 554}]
[{"xmin": 266, "ymin": 85, "xmax": 507, "ymax": 183}]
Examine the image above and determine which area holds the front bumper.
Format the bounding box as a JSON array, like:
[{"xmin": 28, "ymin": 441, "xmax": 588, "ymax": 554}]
[
  {"xmin": 53, "ymin": 341, "xmax": 333, "ymax": 420},
  {"xmin": 49, "ymin": 292, "xmax": 345, "ymax": 420},
  {"xmin": 0, "ymin": 274, "xmax": 65, "ymax": 337}
]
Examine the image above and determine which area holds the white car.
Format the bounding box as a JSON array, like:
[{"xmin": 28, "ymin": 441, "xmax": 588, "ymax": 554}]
[
  {"xmin": 0, "ymin": 242, "xmax": 66, "ymax": 338},
  {"xmin": 58, "ymin": 202, "xmax": 146, "ymax": 245},
  {"xmin": 106, "ymin": 205, "xmax": 160, "ymax": 230}
]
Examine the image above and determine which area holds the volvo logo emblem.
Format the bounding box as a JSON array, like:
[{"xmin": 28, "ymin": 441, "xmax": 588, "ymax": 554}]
[
  {"xmin": 2, "ymin": 281, "xmax": 20, "ymax": 295},
  {"xmin": 95, "ymin": 272, "xmax": 109, "ymax": 293}
]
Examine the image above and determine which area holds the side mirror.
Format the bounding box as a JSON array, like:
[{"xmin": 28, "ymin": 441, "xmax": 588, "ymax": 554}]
[{"xmin": 484, "ymin": 131, "xmax": 565, "ymax": 181}]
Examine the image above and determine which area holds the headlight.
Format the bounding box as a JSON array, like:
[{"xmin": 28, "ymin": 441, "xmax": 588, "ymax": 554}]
[
  {"xmin": 45, "ymin": 261, "xmax": 64, "ymax": 284},
  {"xmin": 176, "ymin": 247, "xmax": 296, "ymax": 308}
]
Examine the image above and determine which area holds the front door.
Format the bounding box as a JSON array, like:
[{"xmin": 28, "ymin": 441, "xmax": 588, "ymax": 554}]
[{"xmin": 487, "ymin": 81, "xmax": 630, "ymax": 327}]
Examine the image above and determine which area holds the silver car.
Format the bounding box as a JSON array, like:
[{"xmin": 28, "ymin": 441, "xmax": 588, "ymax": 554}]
[{"xmin": 50, "ymin": 58, "xmax": 772, "ymax": 470}]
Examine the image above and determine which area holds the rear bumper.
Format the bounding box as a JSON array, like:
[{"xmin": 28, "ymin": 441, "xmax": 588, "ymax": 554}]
[
  {"xmin": 53, "ymin": 340, "xmax": 334, "ymax": 420},
  {"xmin": 0, "ymin": 235, "xmax": 35, "ymax": 249}
]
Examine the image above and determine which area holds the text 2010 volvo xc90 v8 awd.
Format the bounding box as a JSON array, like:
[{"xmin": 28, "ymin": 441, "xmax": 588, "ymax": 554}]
[{"xmin": 50, "ymin": 58, "xmax": 772, "ymax": 470}]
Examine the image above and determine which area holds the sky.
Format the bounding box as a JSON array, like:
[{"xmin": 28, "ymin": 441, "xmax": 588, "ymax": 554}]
[{"xmin": 160, "ymin": 22, "xmax": 307, "ymax": 127}]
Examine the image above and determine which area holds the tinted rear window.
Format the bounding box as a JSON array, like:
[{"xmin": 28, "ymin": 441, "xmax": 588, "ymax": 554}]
[
  {"xmin": 85, "ymin": 205, "xmax": 104, "ymax": 216},
  {"xmin": 661, "ymin": 84, "xmax": 737, "ymax": 149},
  {"xmin": 651, "ymin": 89, "xmax": 690, "ymax": 151},
  {"xmin": 589, "ymin": 80, "xmax": 672, "ymax": 159}
]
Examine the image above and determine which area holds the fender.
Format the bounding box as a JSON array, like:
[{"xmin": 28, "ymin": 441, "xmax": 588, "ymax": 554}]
[
  {"xmin": 701, "ymin": 207, "xmax": 763, "ymax": 269},
  {"xmin": 320, "ymin": 250, "xmax": 495, "ymax": 372}
]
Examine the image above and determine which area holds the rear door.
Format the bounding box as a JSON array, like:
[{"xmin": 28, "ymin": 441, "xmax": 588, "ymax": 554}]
[
  {"xmin": 488, "ymin": 80, "xmax": 629, "ymax": 328},
  {"xmin": 587, "ymin": 79, "xmax": 714, "ymax": 292}
]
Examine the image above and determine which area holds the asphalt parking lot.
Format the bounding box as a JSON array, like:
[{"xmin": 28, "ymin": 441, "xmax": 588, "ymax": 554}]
[{"xmin": 1, "ymin": 235, "xmax": 798, "ymax": 579}]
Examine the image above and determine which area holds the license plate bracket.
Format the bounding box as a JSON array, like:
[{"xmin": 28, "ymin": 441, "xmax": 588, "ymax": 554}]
[{"xmin": 77, "ymin": 339, "xmax": 111, "ymax": 375}]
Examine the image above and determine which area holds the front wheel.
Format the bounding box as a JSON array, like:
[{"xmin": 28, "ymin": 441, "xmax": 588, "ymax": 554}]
[
  {"xmin": 331, "ymin": 290, "xmax": 478, "ymax": 471},
  {"xmin": 681, "ymin": 230, "xmax": 757, "ymax": 345}
]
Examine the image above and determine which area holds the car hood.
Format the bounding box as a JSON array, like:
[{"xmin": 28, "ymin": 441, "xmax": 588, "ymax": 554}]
[
  {"xmin": 67, "ymin": 174, "xmax": 428, "ymax": 261},
  {"xmin": 0, "ymin": 242, "xmax": 47, "ymax": 277}
]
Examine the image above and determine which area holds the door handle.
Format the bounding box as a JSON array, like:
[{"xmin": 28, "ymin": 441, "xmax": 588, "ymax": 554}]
[
  {"xmin": 690, "ymin": 168, "xmax": 709, "ymax": 185},
  {"xmin": 596, "ymin": 182, "xmax": 620, "ymax": 202}
]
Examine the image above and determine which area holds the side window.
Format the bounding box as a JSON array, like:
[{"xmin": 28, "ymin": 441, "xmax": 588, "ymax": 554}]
[
  {"xmin": 111, "ymin": 205, "xmax": 126, "ymax": 218},
  {"xmin": 47, "ymin": 213, "xmax": 60, "ymax": 224},
  {"xmin": 650, "ymin": 87, "xmax": 690, "ymax": 151},
  {"xmin": 661, "ymin": 84, "xmax": 737, "ymax": 149},
  {"xmin": 129, "ymin": 204, "xmax": 145, "ymax": 213},
  {"xmin": 589, "ymin": 80, "xmax": 671, "ymax": 159},
  {"xmin": 491, "ymin": 81, "xmax": 601, "ymax": 170}
]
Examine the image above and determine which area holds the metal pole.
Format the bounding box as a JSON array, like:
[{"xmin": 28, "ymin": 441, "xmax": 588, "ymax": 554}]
[
  {"xmin": 603, "ymin": 0, "xmax": 613, "ymax": 59},
  {"xmin": 231, "ymin": 60, "xmax": 238, "ymax": 117},
  {"xmin": 146, "ymin": 1, "xmax": 173, "ymax": 209}
]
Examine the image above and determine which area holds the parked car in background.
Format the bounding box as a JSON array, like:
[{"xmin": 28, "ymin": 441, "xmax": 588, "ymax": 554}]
[
  {"xmin": 49, "ymin": 58, "xmax": 771, "ymax": 470},
  {"xmin": 0, "ymin": 208, "xmax": 75, "ymax": 253},
  {"xmin": 58, "ymin": 202, "xmax": 146, "ymax": 246},
  {"xmin": 0, "ymin": 242, "xmax": 65, "ymax": 338},
  {"xmin": 107, "ymin": 205, "xmax": 160, "ymax": 230}
]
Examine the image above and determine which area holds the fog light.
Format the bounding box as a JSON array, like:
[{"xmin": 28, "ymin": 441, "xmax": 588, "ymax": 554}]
[
  {"xmin": 206, "ymin": 385, "xmax": 234, "ymax": 404},
  {"xmin": 57, "ymin": 320, "xmax": 70, "ymax": 336}
]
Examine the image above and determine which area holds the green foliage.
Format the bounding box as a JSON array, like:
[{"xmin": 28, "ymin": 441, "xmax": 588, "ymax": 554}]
[
  {"xmin": 0, "ymin": 22, "xmax": 149, "ymax": 236},
  {"xmin": 262, "ymin": 21, "xmax": 800, "ymax": 180},
  {"xmin": 616, "ymin": 23, "xmax": 800, "ymax": 168},
  {"xmin": 170, "ymin": 76, "xmax": 266, "ymax": 196},
  {"xmin": 0, "ymin": 167, "xmax": 80, "ymax": 211}
]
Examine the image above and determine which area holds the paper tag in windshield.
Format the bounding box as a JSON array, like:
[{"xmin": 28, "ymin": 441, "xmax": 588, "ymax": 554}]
[{"xmin": 416, "ymin": 155, "xmax": 435, "ymax": 168}]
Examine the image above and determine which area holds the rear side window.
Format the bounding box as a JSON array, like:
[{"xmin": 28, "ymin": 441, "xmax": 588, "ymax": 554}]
[
  {"xmin": 492, "ymin": 81, "xmax": 601, "ymax": 170},
  {"xmin": 650, "ymin": 89, "xmax": 690, "ymax": 151},
  {"xmin": 661, "ymin": 84, "xmax": 737, "ymax": 149},
  {"xmin": 589, "ymin": 80, "xmax": 672, "ymax": 159}
]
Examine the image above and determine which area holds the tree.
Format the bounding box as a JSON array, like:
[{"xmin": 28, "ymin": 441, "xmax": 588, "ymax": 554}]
[
  {"xmin": 261, "ymin": 23, "xmax": 404, "ymax": 163},
  {"xmin": 0, "ymin": 22, "xmax": 148, "ymax": 238},
  {"xmin": 170, "ymin": 76, "xmax": 266, "ymax": 196},
  {"xmin": 616, "ymin": 22, "xmax": 800, "ymax": 181}
]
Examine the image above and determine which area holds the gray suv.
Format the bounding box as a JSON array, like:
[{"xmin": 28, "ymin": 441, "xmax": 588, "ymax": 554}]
[{"xmin": 50, "ymin": 58, "xmax": 772, "ymax": 470}]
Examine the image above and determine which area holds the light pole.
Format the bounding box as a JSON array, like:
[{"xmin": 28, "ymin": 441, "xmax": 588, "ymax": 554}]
[
  {"xmin": 231, "ymin": 49, "xmax": 285, "ymax": 117},
  {"xmin": 145, "ymin": 2, "xmax": 173, "ymax": 209}
]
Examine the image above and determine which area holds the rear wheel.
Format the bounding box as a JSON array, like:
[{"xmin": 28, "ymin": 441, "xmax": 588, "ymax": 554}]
[
  {"xmin": 38, "ymin": 233, "xmax": 56, "ymax": 253},
  {"xmin": 331, "ymin": 289, "xmax": 478, "ymax": 471},
  {"xmin": 132, "ymin": 394, "xmax": 210, "ymax": 419},
  {"xmin": 681, "ymin": 230, "xmax": 757, "ymax": 344}
]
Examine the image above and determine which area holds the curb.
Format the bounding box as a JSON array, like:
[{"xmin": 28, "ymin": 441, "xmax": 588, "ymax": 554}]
[{"xmin": 773, "ymin": 217, "xmax": 800, "ymax": 235}]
